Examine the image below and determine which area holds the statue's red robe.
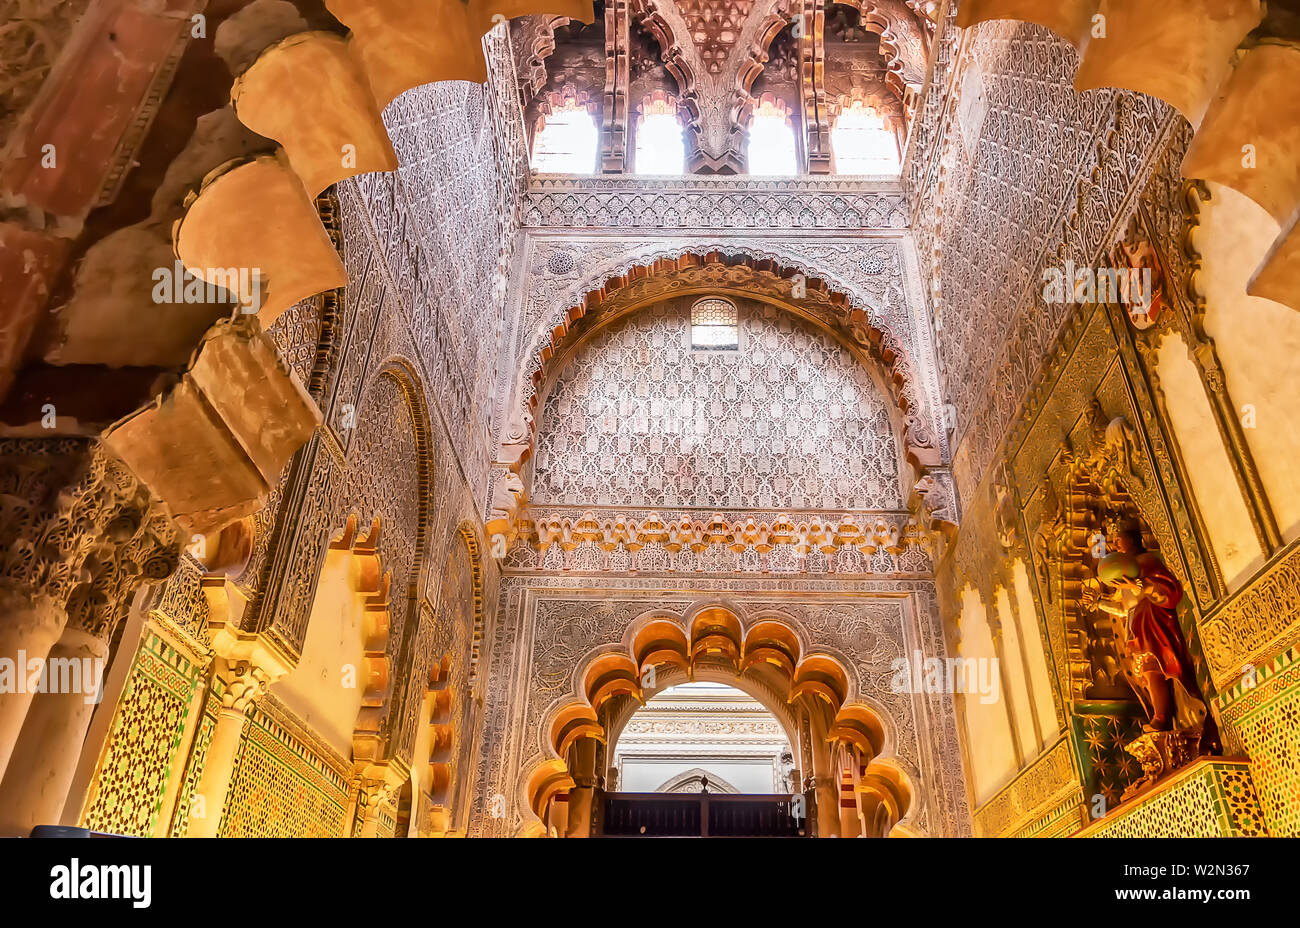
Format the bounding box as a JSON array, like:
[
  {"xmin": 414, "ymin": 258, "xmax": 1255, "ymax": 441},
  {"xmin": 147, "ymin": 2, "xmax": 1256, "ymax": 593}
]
[{"xmin": 1128, "ymin": 553, "xmax": 1217, "ymax": 748}]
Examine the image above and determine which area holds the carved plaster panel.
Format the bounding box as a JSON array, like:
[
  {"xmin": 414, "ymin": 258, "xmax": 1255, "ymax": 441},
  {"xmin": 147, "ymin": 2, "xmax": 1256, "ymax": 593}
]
[
  {"xmin": 911, "ymin": 21, "xmax": 1177, "ymax": 502},
  {"xmin": 502, "ymin": 228, "xmax": 949, "ymax": 478},
  {"xmin": 522, "ymin": 175, "xmax": 909, "ymax": 228},
  {"xmin": 531, "ymin": 298, "xmax": 905, "ymax": 509}
]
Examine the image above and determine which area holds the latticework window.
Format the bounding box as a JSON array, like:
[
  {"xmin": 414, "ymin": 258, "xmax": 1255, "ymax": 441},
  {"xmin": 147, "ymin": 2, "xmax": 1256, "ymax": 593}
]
[
  {"xmin": 635, "ymin": 95, "xmax": 686, "ymax": 174},
  {"xmin": 831, "ymin": 101, "xmax": 901, "ymax": 174},
  {"xmin": 690, "ymin": 297, "xmax": 739, "ymax": 350},
  {"xmin": 531, "ymin": 100, "xmax": 598, "ymax": 174}
]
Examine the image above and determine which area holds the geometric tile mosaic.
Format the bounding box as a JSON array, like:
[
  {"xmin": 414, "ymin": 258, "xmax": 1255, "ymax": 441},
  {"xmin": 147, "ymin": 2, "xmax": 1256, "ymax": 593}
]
[
  {"xmin": 218, "ymin": 707, "xmax": 351, "ymax": 838},
  {"xmin": 1078, "ymin": 760, "xmax": 1267, "ymax": 838},
  {"xmin": 80, "ymin": 632, "xmax": 199, "ymax": 837},
  {"xmin": 1215, "ymin": 644, "xmax": 1300, "ymax": 836}
]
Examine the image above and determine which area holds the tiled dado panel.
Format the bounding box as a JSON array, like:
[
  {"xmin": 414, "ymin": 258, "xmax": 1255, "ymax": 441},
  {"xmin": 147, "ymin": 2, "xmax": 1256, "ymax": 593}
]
[
  {"xmin": 218, "ymin": 705, "xmax": 351, "ymax": 838},
  {"xmin": 79, "ymin": 631, "xmax": 200, "ymax": 836},
  {"xmin": 1077, "ymin": 760, "xmax": 1267, "ymax": 838},
  {"xmin": 1215, "ymin": 644, "xmax": 1300, "ymax": 836},
  {"xmin": 168, "ymin": 691, "xmax": 217, "ymax": 837}
]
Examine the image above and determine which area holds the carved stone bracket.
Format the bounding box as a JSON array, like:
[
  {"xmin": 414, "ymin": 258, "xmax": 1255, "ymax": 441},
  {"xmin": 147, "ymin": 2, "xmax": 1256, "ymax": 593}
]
[
  {"xmin": 912, "ymin": 468, "xmax": 958, "ymax": 540},
  {"xmin": 102, "ymin": 312, "xmax": 322, "ymax": 540}
]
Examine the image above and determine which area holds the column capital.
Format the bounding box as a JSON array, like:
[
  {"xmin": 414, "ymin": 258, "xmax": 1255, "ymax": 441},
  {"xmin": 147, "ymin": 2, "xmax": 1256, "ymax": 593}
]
[
  {"xmin": 351, "ymin": 759, "xmax": 409, "ymax": 836},
  {"xmin": 1, "ymin": 438, "xmax": 178, "ymax": 622},
  {"xmin": 212, "ymin": 658, "xmax": 273, "ymax": 716},
  {"xmin": 353, "ymin": 758, "xmax": 408, "ymax": 796}
]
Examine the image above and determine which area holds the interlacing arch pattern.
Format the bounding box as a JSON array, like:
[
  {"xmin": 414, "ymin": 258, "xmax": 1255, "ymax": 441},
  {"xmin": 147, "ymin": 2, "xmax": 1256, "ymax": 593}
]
[
  {"xmin": 534, "ymin": 83, "xmax": 602, "ymax": 136},
  {"xmin": 422, "ymin": 647, "xmax": 458, "ymax": 830},
  {"xmin": 455, "ymin": 522, "xmax": 489, "ymax": 694},
  {"xmin": 836, "ymin": 0, "xmax": 931, "ymax": 97},
  {"xmin": 326, "ymin": 513, "xmax": 393, "ymax": 766},
  {"xmin": 366, "ymin": 362, "xmax": 436, "ymax": 597},
  {"xmin": 412, "ymin": 523, "xmax": 488, "ymax": 835},
  {"xmin": 515, "ymin": 15, "xmax": 579, "ymax": 104},
  {"xmin": 830, "ymin": 88, "xmax": 904, "ymax": 125},
  {"xmin": 629, "ymin": 0, "xmax": 799, "ymax": 171},
  {"xmin": 524, "ymin": 605, "xmax": 911, "ymax": 829}
]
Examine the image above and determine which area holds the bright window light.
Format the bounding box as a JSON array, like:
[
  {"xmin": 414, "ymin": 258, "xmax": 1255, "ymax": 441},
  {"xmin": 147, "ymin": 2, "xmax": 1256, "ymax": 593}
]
[
  {"xmin": 691, "ymin": 298, "xmax": 739, "ymax": 350},
  {"xmin": 635, "ymin": 110, "xmax": 685, "ymax": 175},
  {"xmin": 832, "ymin": 103, "xmax": 901, "ymax": 174},
  {"xmin": 747, "ymin": 105, "xmax": 797, "ymax": 175},
  {"xmin": 531, "ymin": 103, "xmax": 598, "ymax": 174}
]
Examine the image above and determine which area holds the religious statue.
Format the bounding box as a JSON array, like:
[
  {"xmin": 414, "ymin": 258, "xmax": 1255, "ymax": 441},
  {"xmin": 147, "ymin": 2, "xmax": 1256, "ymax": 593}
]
[
  {"xmin": 1081, "ymin": 524, "xmax": 1219, "ymax": 798},
  {"xmin": 776, "ymin": 750, "xmax": 795, "ymax": 794}
]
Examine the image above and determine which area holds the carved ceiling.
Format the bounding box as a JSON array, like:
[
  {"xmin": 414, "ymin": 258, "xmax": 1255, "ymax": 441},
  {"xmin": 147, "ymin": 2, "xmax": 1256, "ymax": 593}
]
[{"xmin": 516, "ymin": 0, "xmax": 933, "ymax": 173}]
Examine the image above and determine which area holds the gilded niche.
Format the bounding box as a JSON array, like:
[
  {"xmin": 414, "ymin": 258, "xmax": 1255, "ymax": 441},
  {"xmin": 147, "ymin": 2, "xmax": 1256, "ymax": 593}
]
[{"xmin": 1032, "ymin": 399, "xmax": 1220, "ymax": 804}]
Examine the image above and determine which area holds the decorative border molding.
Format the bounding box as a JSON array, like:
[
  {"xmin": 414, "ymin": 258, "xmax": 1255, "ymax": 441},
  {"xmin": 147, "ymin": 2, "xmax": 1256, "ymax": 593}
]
[
  {"xmin": 522, "ymin": 175, "xmax": 910, "ymax": 229},
  {"xmin": 1203, "ymin": 550, "xmax": 1300, "ymax": 691},
  {"xmin": 971, "ymin": 735, "xmax": 1081, "ymax": 838}
]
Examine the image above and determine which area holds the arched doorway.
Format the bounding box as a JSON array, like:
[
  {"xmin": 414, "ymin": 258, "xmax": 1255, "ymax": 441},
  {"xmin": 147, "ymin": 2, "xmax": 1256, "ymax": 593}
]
[
  {"xmin": 611, "ymin": 682, "xmax": 793, "ymax": 795},
  {"xmin": 525, "ymin": 605, "xmax": 915, "ymax": 838}
]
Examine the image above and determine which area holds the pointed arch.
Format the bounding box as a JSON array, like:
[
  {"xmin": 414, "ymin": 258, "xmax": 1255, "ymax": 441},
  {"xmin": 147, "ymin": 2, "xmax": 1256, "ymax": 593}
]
[
  {"xmin": 349, "ymin": 359, "xmax": 436, "ymax": 769},
  {"xmin": 657, "ymin": 768, "xmax": 743, "ymax": 794}
]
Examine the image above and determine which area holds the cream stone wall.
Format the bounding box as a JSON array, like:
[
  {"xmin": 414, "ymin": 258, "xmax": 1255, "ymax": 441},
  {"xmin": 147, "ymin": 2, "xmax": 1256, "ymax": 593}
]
[
  {"xmin": 956, "ymin": 585, "xmax": 1016, "ymax": 806},
  {"xmin": 994, "ymin": 587, "xmax": 1036, "ymax": 760},
  {"xmin": 270, "ymin": 549, "xmax": 367, "ymax": 758},
  {"xmin": 1011, "ymin": 560, "xmax": 1058, "ymax": 751},
  {"xmin": 1154, "ymin": 331, "xmax": 1265, "ymax": 590},
  {"xmin": 1196, "ymin": 181, "xmax": 1300, "ymax": 543}
]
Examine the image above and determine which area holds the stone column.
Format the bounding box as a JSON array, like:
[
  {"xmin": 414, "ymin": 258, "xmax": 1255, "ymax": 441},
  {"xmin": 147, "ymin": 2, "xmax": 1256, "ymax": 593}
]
[
  {"xmin": 354, "ymin": 783, "xmax": 382, "ymax": 838},
  {"xmin": 0, "ymin": 628, "xmax": 108, "ymax": 835},
  {"xmin": 808, "ymin": 712, "xmax": 841, "ymax": 838},
  {"xmin": 0, "ymin": 439, "xmax": 180, "ymax": 815},
  {"xmin": 187, "ymin": 611, "xmax": 294, "ymax": 838},
  {"xmin": 563, "ymin": 736, "xmax": 601, "ymax": 838},
  {"xmin": 0, "ymin": 592, "xmax": 66, "ymax": 783},
  {"xmin": 187, "ymin": 659, "xmax": 270, "ymax": 838},
  {"xmin": 352, "ymin": 764, "xmax": 405, "ymax": 837}
]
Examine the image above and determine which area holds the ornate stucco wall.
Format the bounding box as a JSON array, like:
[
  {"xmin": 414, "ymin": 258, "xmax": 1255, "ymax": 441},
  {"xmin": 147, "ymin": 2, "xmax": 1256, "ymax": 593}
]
[
  {"xmin": 532, "ymin": 296, "xmax": 906, "ymax": 510},
  {"xmin": 921, "ymin": 15, "xmax": 1300, "ymax": 838},
  {"xmin": 64, "ymin": 30, "xmax": 526, "ymax": 838},
  {"xmin": 470, "ymin": 580, "xmax": 969, "ymax": 837},
  {"xmin": 47, "ymin": 8, "xmax": 1300, "ymax": 842}
]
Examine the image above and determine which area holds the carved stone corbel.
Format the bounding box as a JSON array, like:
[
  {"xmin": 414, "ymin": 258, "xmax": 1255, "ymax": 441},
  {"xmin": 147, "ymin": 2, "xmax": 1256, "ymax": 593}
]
[
  {"xmin": 498, "ymin": 406, "xmax": 535, "ymax": 469},
  {"xmin": 912, "ymin": 467, "xmax": 958, "ymax": 539},
  {"xmin": 102, "ymin": 312, "xmax": 322, "ymax": 540},
  {"xmin": 485, "ymin": 469, "xmax": 528, "ymax": 548}
]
